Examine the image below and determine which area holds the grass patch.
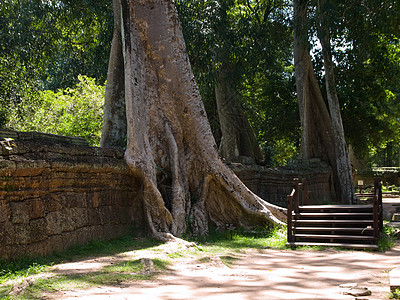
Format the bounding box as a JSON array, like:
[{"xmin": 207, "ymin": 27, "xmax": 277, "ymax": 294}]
[
  {"xmin": 389, "ymin": 288, "xmax": 400, "ymax": 299},
  {"xmin": 379, "ymin": 225, "xmax": 398, "ymax": 251},
  {"xmin": 193, "ymin": 226, "xmax": 287, "ymax": 251},
  {"xmin": 0, "ymin": 235, "xmax": 160, "ymax": 286},
  {"xmin": 219, "ymin": 255, "xmax": 239, "ymax": 267},
  {"xmin": 0, "ymin": 260, "xmax": 49, "ymax": 284},
  {"xmin": 8, "ymin": 258, "xmax": 170, "ymax": 299},
  {"xmin": 0, "ymin": 227, "xmax": 287, "ymax": 298}
]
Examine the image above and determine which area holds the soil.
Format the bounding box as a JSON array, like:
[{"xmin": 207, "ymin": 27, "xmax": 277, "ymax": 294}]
[{"xmin": 29, "ymin": 241, "xmax": 400, "ymax": 300}]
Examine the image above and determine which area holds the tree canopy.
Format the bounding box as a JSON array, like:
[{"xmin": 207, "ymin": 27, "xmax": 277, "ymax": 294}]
[
  {"xmin": 1, "ymin": 0, "xmax": 399, "ymax": 168},
  {"xmin": 0, "ymin": 0, "xmax": 112, "ymax": 127}
]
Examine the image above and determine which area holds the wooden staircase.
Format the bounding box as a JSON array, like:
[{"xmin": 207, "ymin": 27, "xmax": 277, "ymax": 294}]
[{"xmin": 286, "ymin": 179, "xmax": 383, "ymax": 250}]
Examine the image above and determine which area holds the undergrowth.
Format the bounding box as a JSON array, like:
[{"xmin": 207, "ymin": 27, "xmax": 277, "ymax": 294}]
[
  {"xmin": 389, "ymin": 288, "xmax": 400, "ymax": 299},
  {"xmin": 379, "ymin": 225, "xmax": 399, "ymax": 251}
]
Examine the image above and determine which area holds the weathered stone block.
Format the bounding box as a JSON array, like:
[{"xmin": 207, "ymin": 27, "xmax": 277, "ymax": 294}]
[
  {"xmin": 28, "ymin": 218, "xmax": 48, "ymax": 243},
  {"xmin": 13, "ymin": 224, "xmax": 30, "ymax": 245},
  {"xmin": 42, "ymin": 194, "xmax": 63, "ymax": 213},
  {"xmin": 98, "ymin": 206, "xmax": 114, "ymax": 224},
  {"xmin": 9, "ymin": 201, "xmax": 29, "ymax": 224},
  {"xmin": 68, "ymin": 207, "xmax": 89, "ymax": 228},
  {"xmin": 28, "ymin": 198, "xmax": 45, "ymax": 219},
  {"xmin": 87, "ymin": 209, "xmax": 101, "ymax": 225},
  {"xmin": 46, "ymin": 211, "xmax": 64, "ymax": 235}
]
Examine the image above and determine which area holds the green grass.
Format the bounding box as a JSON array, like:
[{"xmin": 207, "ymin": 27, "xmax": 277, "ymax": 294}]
[
  {"xmin": 6, "ymin": 224, "xmax": 397, "ymax": 299},
  {"xmin": 1, "ymin": 257, "xmax": 169, "ymax": 299},
  {"xmin": 0, "ymin": 235, "xmax": 161, "ymax": 298},
  {"xmin": 389, "ymin": 288, "xmax": 400, "ymax": 299},
  {"xmin": 0, "ymin": 259, "xmax": 50, "ymax": 284},
  {"xmin": 3, "ymin": 258, "xmax": 170, "ymax": 300},
  {"xmin": 219, "ymin": 255, "xmax": 240, "ymax": 267},
  {"xmin": 379, "ymin": 225, "xmax": 398, "ymax": 251},
  {"xmin": 193, "ymin": 226, "xmax": 287, "ymax": 251}
]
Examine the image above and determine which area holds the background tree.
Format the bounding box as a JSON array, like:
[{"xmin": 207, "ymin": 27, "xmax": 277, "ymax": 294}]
[
  {"xmin": 177, "ymin": 0, "xmax": 297, "ymax": 166},
  {"xmin": 332, "ymin": 0, "xmax": 400, "ymax": 168},
  {"xmin": 293, "ymin": 0, "xmax": 354, "ymax": 203}
]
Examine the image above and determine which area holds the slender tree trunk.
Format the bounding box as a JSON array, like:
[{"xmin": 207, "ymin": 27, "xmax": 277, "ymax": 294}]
[
  {"xmin": 106, "ymin": 0, "xmax": 285, "ymax": 241},
  {"xmin": 215, "ymin": 63, "xmax": 264, "ymax": 164},
  {"xmin": 318, "ymin": 0, "xmax": 355, "ymax": 204},
  {"xmin": 100, "ymin": 0, "xmax": 126, "ymax": 148}
]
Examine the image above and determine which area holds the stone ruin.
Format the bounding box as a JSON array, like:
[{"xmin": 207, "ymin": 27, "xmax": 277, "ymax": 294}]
[{"xmin": 0, "ymin": 129, "xmax": 333, "ymax": 260}]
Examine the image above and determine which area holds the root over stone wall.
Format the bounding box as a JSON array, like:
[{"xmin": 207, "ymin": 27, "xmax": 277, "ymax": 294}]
[
  {"xmin": 0, "ymin": 133, "xmax": 144, "ymax": 260},
  {"xmin": 0, "ymin": 131, "xmax": 333, "ymax": 260}
]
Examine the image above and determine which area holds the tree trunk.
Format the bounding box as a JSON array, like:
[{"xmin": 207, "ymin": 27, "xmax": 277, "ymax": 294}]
[
  {"xmin": 215, "ymin": 63, "xmax": 264, "ymax": 165},
  {"xmin": 318, "ymin": 0, "xmax": 355, "ymax": 204},
  {"xmin": 100, "ymin": 0, "xmax": 126, "ymax": 148},
  {"xmin": 106, "ymin": 0, "xmax": 285, "ymax": 241},
  {"xmin": 293, "ymin": 0, "xmax": 339, "ymax": 202}
]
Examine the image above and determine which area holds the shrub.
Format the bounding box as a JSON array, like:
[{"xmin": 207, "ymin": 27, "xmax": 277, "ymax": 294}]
[{"xmin": 7, "ymin": 75, "xmax": 105, "ymax": 146}]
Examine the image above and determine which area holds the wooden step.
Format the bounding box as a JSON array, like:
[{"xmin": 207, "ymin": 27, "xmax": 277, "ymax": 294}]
[
  {"xmin": 286, "ymin": 242, "xmax": 379, "ymax": 250},
  {"xmin": 293, "ymin": 219, "xmax": 374, "ymax": 226},
  {"xmin": 292, "ymin": 234, "xmax": 375, "ymax": 241},
  {"xmin": 298, "ymin": 205, "xmax": 373, "ymax": 213},
  {"xmin": 292, "ymin": 227, "xmax": 374, "ymax": 235},
  {"xmin": 293, "ymin": 212, "xmax": 373, "ymax": 219}
]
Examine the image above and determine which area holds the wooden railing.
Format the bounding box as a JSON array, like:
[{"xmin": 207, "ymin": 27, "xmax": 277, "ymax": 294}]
[
  {"xmin": 287, "ymin": 178, "xmax": 312, "ymax": 243},
  {"xmin": 287, "ymin": 177, "xmax": 383, "ymax": 247},
  {"xmin": 372, "ymin": 178, "xmax": 383, "ymax": 241}
]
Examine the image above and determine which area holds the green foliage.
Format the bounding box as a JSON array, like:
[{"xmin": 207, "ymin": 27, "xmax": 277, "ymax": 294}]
[
  {"xmin": 390, "ymin": 289, "xmax": 400, "ymax": 299},
  {"xmin": 7, "ymin": 76, "xmax": 105, "ymax": 146},
  {"xmin": 0, "ymin": 260, "xmax": 49, "ymax": 284},
  {"xmin": 378, "ymin": 225, "xmax": 398, "ymax": 251},
  {"xmin": 0, "ymin": 0, "xmax": 112, "ymax": 127},
  {"xmin": 307, "ymin": 0, "xmax": 400, "ymax": 164},
  {"xmin": 177, "ymin": 0, "xmax": 297, "ymax": 165}
]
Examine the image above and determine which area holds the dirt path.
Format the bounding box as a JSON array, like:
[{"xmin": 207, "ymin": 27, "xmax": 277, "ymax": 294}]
[{"xmin": 36, "ymin": 242, "xmax": 400, "ymax": 300}]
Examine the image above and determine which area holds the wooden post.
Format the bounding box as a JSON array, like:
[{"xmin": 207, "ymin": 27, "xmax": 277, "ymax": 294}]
[
  {"xmin": 302, "ymin": 178, "xmax": 312, "ymax": 205},
  {"xmin": 373, "ymin": 193, "xmax": 379, "ymax": 241},
  {"xmin": 287, "ymin": 194, "xmax": 293, "ymax": 243},
  {"xmin": 294, "ymin": 178, "xmax": 300, "ymax": 213},
  {"xmin": 374, "ymin": 178, "xmax": 383, "ymax": 232}
]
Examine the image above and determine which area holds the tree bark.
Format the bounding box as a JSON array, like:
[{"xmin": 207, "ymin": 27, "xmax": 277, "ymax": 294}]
[
  {"xmin": 100, "ymin": 0, "xmax": 126, "ymax": 148},
  {"xmin": 294, "ymin": 0, "xmax": 355, "ymax": 203},
  {"xmin": 294, "ymin": 0, "xmax": 340, "ymax": 203},
  {"xmin": 106, "ymin": 0, "xmax": 285, "ymax": 241},
  {"xmin": 318, "ymin": 0, "xmax": 355, "ymax": 204},
  {"xmin": 215, "ymin": 63, "xmax": 264, "ymax": 165}
]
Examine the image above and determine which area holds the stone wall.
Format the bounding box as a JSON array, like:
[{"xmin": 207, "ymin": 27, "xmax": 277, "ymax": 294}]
[
  {"xmin": 0, "ymin": 133, "xmax": 144, "ymax": 260},
  {"xmin": 231, "ymin": 159, "xmax": 334, "ymax": 208},
  {"xmin": 0, "ymin": 130, "xmax": 334, "ymax": 260},
  {"xmin": 354, "ymin": 168, "xmax": 400, "ymax": 188}
]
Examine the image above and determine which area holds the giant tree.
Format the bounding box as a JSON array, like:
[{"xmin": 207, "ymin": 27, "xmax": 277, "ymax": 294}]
[{"xmin": 102, "ymin": 0, "xmax": 286, "ymax": 240}]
